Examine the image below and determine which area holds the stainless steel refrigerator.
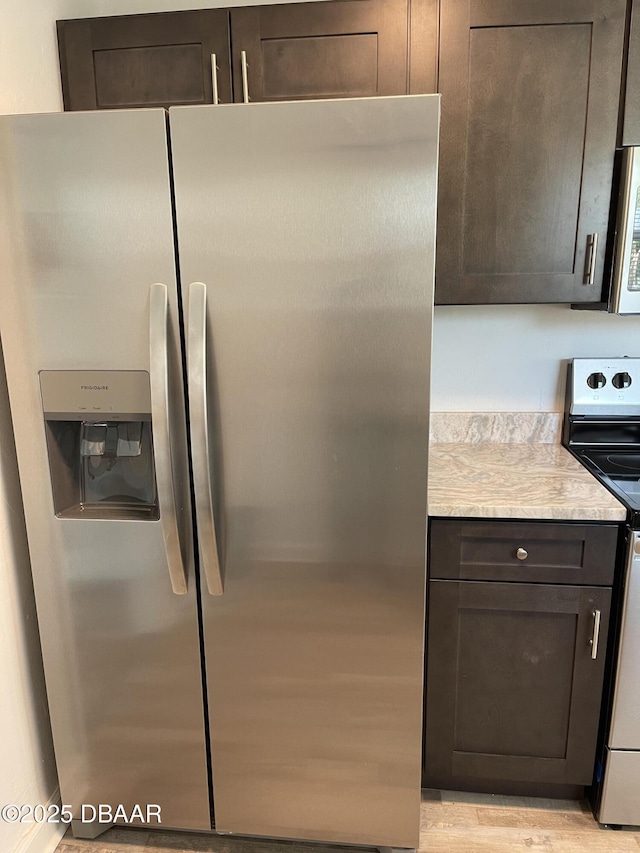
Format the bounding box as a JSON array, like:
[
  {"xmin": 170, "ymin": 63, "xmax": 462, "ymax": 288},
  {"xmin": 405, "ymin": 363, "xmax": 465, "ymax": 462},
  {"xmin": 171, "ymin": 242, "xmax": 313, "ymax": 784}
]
[{"xmin": 0, "ymin": 96, "xmax": 439, "ymax": 848}]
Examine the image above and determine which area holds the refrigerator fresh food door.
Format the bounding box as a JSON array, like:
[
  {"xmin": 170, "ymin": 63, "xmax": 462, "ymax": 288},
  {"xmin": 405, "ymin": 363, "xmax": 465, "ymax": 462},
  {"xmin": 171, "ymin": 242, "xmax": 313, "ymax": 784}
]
[
  {"xmin": 0, "ymin": 110, "xmax": 211, "ymax": 832},
  {"xmin": 170, "ymin": 95, "xmax": 439, "ymax": 848}
]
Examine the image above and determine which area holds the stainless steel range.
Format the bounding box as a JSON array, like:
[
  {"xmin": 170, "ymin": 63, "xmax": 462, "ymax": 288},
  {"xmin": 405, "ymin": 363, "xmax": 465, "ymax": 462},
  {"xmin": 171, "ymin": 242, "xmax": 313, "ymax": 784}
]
[{"xmin": 564, "ymin": 358, "xmax": 640, "ymax": 826}]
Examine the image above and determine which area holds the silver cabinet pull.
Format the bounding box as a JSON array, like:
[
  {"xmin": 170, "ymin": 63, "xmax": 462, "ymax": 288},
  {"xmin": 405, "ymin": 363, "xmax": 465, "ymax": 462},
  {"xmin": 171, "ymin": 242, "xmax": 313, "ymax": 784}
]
[
  {"xmin": 187, "ymin": 282, "xmax": 223, "ymax": 596},
  {"xmin": 149, "ymin": 283, "xmax": 188, "ymax": 596},
  {"xmin": 241, "ymin": 50, "xmax": 250, "ymax": 104},
  {"xmin": 211, "ymin": 53, "xmax": 220, "ymax": 105},
  {"xmin": 590, "ymin": 609, "xmax": 601, "ymax": 660},
  {"xmin": 516, "ymin": 547, "xmax": 528, "ymax": 561},
  {"xmin": 584, "ymin": 233, "xmax": 599, "ymax": 285}
]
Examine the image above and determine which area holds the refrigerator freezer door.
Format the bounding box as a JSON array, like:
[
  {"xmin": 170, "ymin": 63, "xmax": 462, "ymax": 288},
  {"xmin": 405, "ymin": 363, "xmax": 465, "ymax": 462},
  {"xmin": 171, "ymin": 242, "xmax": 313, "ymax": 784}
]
[
  {"xmin": 170, "ymin": 95, "xmax": 439, "ymax": 848},
  {"xmin": 0, "ymin": 110, "xmax": 211, "ymax": 831}
]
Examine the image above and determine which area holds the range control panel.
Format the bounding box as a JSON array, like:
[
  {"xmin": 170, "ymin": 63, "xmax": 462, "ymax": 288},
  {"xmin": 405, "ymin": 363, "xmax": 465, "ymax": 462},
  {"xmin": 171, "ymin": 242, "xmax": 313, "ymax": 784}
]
[{"xmin": 568, "ymin": 358, "xmax": 640, "ymax": 416}]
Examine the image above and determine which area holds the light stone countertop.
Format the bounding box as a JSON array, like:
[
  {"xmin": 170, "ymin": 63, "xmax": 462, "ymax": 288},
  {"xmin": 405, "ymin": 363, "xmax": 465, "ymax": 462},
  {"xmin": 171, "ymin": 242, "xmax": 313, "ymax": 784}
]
[{"xmin": 428, "ymin": 414, "xmax": 627, "ymax": 522}]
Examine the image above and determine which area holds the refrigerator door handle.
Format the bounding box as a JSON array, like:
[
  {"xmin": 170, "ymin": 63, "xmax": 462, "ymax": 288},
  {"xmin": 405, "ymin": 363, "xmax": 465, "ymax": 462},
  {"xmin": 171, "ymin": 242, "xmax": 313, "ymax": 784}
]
[
  {"xmin": 187, "ymin": 282, "xmax": 224, "ymax": 596},
  {"xmin": 211, "ymin": 53, "xmax": 220, "ymax": 105},
  {"xmin": 241, "ymin": 50, "xmax": 250, "ymax": 104},
  {"xmin": 149, "ymin": 283, "xmax": 188, "ymax": 595}
]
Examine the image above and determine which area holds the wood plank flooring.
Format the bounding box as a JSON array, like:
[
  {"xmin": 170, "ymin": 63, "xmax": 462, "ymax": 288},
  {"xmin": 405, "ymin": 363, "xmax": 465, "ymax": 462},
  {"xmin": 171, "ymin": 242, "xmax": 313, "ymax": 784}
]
[{"xmin": 55, "ymin": 790, "xmax": 640, "ymax": 853}]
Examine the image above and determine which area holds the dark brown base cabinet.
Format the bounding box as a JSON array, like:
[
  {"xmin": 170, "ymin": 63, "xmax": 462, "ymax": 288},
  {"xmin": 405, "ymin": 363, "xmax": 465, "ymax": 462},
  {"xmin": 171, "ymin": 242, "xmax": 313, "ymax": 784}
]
[{"xmin": 424, "ymin": 519, "xmax": 618, "ymax": 794}]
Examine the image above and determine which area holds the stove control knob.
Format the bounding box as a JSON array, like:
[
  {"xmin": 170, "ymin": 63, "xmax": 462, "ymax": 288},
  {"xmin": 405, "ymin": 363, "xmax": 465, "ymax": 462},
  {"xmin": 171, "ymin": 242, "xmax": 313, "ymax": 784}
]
[
  {"xmin": 612, "ymin": 371, "xmax": 632, "ymax": 389},
  {"xmin": 587, "ymin": 372, "xmax": 607, "ymax": 389}
]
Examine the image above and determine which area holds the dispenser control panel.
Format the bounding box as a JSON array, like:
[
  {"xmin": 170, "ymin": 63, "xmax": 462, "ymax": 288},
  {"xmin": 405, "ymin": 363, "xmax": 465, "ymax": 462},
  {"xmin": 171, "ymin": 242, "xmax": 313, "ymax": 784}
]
[{"xmin": 39, "ymin": 370, "xmax": 151, "ymax": 420}]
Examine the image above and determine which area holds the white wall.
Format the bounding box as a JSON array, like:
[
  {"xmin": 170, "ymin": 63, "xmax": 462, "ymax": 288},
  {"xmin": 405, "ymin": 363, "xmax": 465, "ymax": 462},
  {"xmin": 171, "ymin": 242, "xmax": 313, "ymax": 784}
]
[
  {"xmin": 432, "ymin": 304, "xmax": 640, "ymax": 412},
  {"xmin": 0, "ymin": 2, "xmax": 62, "ymax": 114}
]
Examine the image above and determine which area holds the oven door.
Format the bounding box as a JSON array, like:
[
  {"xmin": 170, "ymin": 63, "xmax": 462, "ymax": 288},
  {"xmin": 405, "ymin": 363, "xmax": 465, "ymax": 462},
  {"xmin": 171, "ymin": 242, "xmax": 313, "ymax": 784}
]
[{"xmin": 611, "ymin": 147, "xmax": 640, "ymax": 314}]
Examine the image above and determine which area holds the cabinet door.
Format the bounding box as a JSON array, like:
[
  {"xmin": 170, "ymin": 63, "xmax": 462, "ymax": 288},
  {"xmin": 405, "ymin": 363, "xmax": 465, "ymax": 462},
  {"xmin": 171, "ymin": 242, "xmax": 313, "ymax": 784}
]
[
  {"xmin": 436, "ymin": 0, "xmax": 626, "ymax": 304},
  {"xmin": 57, "ymin": 11, "xmax": 232, "ymax": 111},
  {"xmin": 229, "ymin": 0, "xmax": 432, "ymax": 103},
  {"xmin": 424, "ymin": 581, "xmax": 611, "ymax": 788}
]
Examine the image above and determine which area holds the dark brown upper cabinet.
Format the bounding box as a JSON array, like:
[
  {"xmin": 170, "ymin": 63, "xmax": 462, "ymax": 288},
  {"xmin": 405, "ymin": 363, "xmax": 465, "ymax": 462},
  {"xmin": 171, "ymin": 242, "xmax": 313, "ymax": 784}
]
[
  {"xmin": 57, "ymin": 11, "xmax": 232, "ymax": 110},
  {"xmin": 57, "ymin": 1, "xmax": 435, "ymax": 113},
  {"xmin": 436, "ymin": 0, "xmax": 627, "ymax": 305},
  {"xmin": 229, "ymin": 0, "xmax": 434, "ymax": 103}
]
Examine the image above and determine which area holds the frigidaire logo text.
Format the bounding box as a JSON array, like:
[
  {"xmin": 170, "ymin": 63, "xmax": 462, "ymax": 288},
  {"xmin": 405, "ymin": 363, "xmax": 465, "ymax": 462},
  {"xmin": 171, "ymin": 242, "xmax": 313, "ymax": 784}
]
[{"xmin": 81, "ymin": 385, "xmax": 109, "ymax": 391}]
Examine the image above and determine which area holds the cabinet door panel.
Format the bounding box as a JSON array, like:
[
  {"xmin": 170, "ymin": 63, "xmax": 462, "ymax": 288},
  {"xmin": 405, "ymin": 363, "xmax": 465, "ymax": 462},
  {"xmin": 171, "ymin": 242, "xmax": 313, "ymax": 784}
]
[
  {"xmin": 261, "ymin": 33, "xmax": 379, "ymax": 99},
  {"xmin": 436, "ymin": 0, "xmax": 626, "ymax": 304},
  {"xmin": 454, "ymin": 598, "xmax": 577, "ymax": 760},
  {"xmin": 58, "ymin": 11, "xmax": 232, "ymax": 111},
  {"xmin": 229, "ymin": 0, "xmax": 427, "ymax": 103},
  {"xmin": 424, "ymin": 581, "xmax": 611, "ymax": 788},
  {"xmin": 464, "ymin": 24, "xmax": 589, "ymax": 278},
  {"xmin": 93, "ymin": 44, "xmax": 205, "ymax": 108}
]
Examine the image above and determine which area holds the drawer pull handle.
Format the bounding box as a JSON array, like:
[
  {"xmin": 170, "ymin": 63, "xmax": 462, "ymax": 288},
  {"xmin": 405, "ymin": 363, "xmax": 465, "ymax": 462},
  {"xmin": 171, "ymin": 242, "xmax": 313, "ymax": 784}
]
[
  {"xmin": 516, "ymin": 548, "xmax": 528, "ymax": 561},
  {"xmin": 590, "ymin": 609, "xmax": 601, "ymax": 660}
]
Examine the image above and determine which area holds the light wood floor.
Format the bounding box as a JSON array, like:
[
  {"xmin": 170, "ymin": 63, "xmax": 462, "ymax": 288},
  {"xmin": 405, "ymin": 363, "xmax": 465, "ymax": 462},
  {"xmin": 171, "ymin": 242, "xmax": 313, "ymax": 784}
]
[{"xmin": 55, "ymin": 790, "xmax": 640, "ymax": 853}]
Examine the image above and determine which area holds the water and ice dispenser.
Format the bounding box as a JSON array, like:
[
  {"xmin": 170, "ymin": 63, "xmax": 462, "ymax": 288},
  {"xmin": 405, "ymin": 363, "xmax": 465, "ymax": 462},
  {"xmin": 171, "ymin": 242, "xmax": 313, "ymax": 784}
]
[{"xmin": 40, "ymin": 371, "xmax": 158, "ymax": 520}]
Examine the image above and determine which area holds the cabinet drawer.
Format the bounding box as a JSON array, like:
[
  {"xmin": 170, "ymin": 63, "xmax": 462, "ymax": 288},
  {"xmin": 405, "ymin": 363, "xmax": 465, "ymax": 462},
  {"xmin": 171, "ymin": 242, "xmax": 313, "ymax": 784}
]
[{"xmin": 430, "ymin": 519, "xmax": 618, "ymax": 585}]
